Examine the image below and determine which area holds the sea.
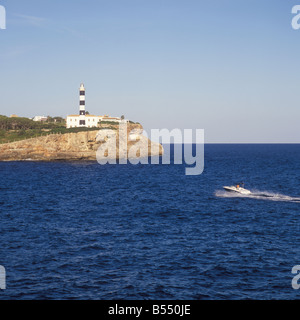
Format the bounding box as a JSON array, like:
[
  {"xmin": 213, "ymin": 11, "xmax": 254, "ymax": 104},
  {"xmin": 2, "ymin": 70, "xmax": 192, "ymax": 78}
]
[{"xmin": 0, "ymin": 144, "xmax": 300, "ymax": 300}]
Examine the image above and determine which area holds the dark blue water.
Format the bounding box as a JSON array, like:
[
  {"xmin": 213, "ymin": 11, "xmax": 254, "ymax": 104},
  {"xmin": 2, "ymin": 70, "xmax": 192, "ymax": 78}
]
[{"xmin": 1, "ymin": 144, "xmax": 300, "ymax": 300}]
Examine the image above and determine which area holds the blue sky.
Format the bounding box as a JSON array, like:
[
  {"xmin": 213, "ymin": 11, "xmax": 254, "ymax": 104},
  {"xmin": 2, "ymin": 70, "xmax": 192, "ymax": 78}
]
[{"xmin": 1, "ymin": 0, "xmax": 300, "ymax": 142}]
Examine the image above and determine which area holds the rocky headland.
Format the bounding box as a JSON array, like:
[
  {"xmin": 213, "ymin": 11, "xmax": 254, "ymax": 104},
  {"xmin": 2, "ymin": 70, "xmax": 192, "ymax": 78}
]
[{"xmin": 0, "ymin": 123, "xmax": 163, "ymax": 161}]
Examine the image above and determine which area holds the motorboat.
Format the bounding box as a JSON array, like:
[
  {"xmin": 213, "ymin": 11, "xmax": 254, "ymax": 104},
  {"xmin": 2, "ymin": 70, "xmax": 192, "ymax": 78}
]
[{"xmin": 223, "ymin": 183, "xmax": 251, "ymax": 195}]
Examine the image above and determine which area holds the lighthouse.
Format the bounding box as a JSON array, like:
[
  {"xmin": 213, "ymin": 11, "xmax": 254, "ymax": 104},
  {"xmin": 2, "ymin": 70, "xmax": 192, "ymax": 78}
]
[
  {"xmin": 79, "ymin": 83, "xmax": 86, "ymax": 126},
  {"xmin": 66, "ymin": 83, "xmax": 125, "ymax": 129}
]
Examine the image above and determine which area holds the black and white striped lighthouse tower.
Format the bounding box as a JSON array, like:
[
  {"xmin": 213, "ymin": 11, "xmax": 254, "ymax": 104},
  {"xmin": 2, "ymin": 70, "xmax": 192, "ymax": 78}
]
[
  {"xmin": 79, "ymin": 83, "xmax": 86, "ymax": 115},
  {"xmin": 79, "ymin": 83, "xmax": 86, "ymax": 126}
]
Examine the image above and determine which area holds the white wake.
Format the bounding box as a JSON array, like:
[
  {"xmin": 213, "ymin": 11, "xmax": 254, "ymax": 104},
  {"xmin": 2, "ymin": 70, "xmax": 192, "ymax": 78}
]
[{"xmin": 215, "ymin": 189, "xmax": 300, "ymax": 203}]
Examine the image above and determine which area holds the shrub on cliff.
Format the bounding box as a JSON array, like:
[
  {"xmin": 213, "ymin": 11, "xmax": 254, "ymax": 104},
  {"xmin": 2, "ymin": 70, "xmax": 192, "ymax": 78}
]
[{"xmin": 0, "ymin": 115, "xmax": 66, "ymax": 131}]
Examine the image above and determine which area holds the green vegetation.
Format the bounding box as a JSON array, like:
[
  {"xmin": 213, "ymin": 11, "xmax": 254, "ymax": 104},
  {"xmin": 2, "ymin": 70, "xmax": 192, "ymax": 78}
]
[
  {"xmin": 0, "ymin": 115, "xmax": 65, "ymax": 131},
  {"xmin": 0, "ymin": 115, "xmax": 99, "ymax": 144},
  {"xmin": 100, "ymin": 121, "xmax": 121, "ymax": 125},
  {"xmin": 0, "ymin": 115, "xmax": 138, "ymax": 144}
]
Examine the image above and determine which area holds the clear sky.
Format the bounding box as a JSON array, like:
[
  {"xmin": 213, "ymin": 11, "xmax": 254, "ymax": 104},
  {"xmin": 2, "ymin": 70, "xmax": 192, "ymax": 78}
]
[{"xmin": 1, "ymin": 0, "xmax": 300, "ymax": 142}]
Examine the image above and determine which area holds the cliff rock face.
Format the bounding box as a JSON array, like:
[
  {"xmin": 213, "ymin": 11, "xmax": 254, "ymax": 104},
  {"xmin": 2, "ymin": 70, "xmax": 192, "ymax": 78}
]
[{"xmin": 0, "ymin": 125, "xmax": 163, "ymax": 162}]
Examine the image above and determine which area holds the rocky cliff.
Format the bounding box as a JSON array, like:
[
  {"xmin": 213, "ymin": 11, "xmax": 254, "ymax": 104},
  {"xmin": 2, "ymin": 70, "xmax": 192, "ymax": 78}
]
[{"xmin": 0, "ymin": 124, "xmax": 163, "ymax": 162}]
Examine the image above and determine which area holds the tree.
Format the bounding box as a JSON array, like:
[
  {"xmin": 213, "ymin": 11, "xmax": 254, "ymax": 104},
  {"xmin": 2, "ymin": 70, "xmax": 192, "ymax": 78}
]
[
  {"xmin": 53, "ymin": 117, "xmax": 65, "ymax": 123},
  {"xmin": 47, "ymin": 116, "xmax": 54, "ymax": 123}
]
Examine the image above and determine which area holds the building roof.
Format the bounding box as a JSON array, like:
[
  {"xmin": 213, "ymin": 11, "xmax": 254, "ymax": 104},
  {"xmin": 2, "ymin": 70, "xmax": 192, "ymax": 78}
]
[
  {"xmin": 67, "ymin": 114, "xmax": 121, "ymax": 120},
  {"xmin": 67, "ymin": 114, "xmax": 98, "ymax": 117}
]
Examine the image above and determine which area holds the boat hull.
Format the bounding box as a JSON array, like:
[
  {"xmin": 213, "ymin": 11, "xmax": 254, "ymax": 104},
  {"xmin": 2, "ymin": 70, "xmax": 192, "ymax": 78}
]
[{"xmin": 223, "ymin": 186, "xmax": 251, "ymax": 195}]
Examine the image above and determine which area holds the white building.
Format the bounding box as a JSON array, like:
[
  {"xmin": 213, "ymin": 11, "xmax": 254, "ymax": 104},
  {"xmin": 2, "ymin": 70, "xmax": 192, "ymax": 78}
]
[
  {"xmin": 33, "ymin": 116, "xmax": 47, "ymax": 122},
  {"xmin": 67, "ymin": 114, "xmax": 100, "ymax": 128},
  {"xmin": 66, "ymin": 84, "xmax": 126, "ymax": 129}
]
